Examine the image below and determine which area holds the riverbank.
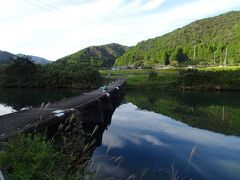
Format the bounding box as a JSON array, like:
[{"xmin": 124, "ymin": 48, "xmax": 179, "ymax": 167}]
[{"xmin": 100, "ymin": 66, "xmax": 240, "ymax": 91}]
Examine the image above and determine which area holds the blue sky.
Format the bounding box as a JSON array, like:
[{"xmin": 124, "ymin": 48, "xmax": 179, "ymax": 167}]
[{"xmin": 0, "ymin": 0, "xmax": 240, "ymax": 60}]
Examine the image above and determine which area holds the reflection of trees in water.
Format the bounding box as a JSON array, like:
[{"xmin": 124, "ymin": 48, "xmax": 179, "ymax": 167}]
[
  {"xmin": 0, "ymin": 88, "xmax": 84, "ymax": 110},
  {"xmin": 126, "ymin": 90, "xmax": 240, "ymax": 136}
]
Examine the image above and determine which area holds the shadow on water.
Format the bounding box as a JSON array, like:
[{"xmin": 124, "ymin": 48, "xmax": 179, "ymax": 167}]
[
  {"xmin": 126, "ymin": 90, "xmax": 240, "ymax": 136},
  {"xmin": 0, "ymin": 88, "xmax": 86, "ymax": 114}
]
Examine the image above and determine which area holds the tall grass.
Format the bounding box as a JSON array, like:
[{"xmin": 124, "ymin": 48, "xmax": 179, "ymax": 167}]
[
  {"xmin": 0, "ymin": 114, "xmax": 94, "ymax": 179},
  {"xmin": 179, "ymin": 68, "xmax": 240, "ymax": 90}
]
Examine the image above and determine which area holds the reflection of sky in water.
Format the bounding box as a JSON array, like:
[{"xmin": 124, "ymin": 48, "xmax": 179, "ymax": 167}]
[
  {"xmin": 0, "ymin": 104, "xmax": 16, "ymax": 116},
  {"xmin": 89, "ymin": 103, "xmax": 240, "ymax": 180}
]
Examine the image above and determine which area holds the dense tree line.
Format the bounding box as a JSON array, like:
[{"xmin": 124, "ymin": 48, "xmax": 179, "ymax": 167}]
[
  {"xmin": 115, "ymin": 11, "xmax": 240, "ymax": 67},
  {"xmin": 0, "ymin": 57, "xmax": 102, "ymax": 88}
]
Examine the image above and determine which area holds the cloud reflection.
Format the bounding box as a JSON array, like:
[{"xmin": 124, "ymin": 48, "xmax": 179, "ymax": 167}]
[
  {"xmin": 92, "ymin": 103, "xmax": 240, "ymax": 179},
  {"xmin": 111, "ymin": 103, "xmax": 240, "ymax": 151},
  {"xmin": 0, "ymin": 104, "xmax": 16, "ymax": 116}
]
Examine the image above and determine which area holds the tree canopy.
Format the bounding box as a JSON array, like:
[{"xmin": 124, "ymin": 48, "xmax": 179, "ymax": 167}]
[
  {"xmin": 0, "ymin": 56, "xmax": 102, "ymax": 88},
  {"xmin": 56, "ymin": 43, "xmax": 129, "ymax": 68},
  {"xmin": 115, "ymin": 11, "xmax": 240, "ymax": 67}
]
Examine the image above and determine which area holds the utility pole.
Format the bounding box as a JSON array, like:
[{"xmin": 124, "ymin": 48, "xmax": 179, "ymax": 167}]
[
  {"xmin": 193, "ymin": 45, "xmax": 196, "ymax": 65},
  {"xmin": 222, "ymin": 106, "xmax": 225, "ymax": 121},
  {"xmin": 213, "ymin": 51, "xmax": 216, "ymax": 67},
  {"xmin": 224, "ymin": 48, "xmax": 228, "ymax": 67}
]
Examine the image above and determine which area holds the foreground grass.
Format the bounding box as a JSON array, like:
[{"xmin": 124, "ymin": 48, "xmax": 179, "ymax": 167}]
[
  {"xmin": 0, "ymin": 114, "xmax": 92, "ymax": 180},
  {"xmin": 0, "ymin": 134, "xmax": 72, "ymax": 180},
  {"xmin": 100, "ymin": 66, "xmax": 240, "ymax": 90}
]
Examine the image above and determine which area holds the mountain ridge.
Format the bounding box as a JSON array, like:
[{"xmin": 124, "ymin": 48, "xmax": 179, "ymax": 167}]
[
  {"xmin": 56, "ymin": 43, "xmax": 129, "ymax": 68},
  {"xmin": 0, "ymin": 51, "xmax": 51, "ymax": 65},
  {"xmin": 115, "ymin": 11, "xmax": 240, "ymax": 67}
]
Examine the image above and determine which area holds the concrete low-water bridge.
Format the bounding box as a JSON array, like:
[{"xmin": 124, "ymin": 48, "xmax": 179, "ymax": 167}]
[{"xmin": 0, "ymin": 79, "xmax": 126, "ymax": 141}]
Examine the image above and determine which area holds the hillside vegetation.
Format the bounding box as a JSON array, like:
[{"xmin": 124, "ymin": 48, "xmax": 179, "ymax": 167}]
[
  {"xmin": 0, "ymin": 56, "xmax": 102, "ymax": 88},
  {"xmin": 115, "ymin": 11, "xmax": 240, "ymax": 67},
  {"xmin": 101, "ymin": 67, "xmax": 240, "ymax": 90},
  {"xmin": 56, "ymin": 43, "xmax": 129, "ymax": 68},
  {"xmin": 0, "ymin": 51, "xmax": 51, "ymax": 65},
  {"xmin": 0, "ymin": 51, "xmax": 16, "ymax": 64}
]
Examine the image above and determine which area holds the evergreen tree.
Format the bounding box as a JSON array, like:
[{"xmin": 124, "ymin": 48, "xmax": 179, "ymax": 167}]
[{"xmin": 163, "ymin": 52, "xmax": 170, "ymax": 65}]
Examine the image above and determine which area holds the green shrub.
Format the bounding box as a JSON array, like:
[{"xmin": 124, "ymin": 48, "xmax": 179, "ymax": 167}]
[
  {"xmin": 148, "ymin": 71, "xmax": 157, "ymax": 80},
  {"xmin": 0, "ymin": 134, "xmax": 63, "ymax": 179},
  {"xmin": 0, "ymin": 57, "xmax": 103, "ymax": 89}
]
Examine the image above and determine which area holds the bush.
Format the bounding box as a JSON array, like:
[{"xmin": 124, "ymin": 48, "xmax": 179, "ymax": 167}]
[
  {"xmin": 148, "ymin": 71, "xmax": 157, "ymax": 80},
  {"xmin": 0, "ymin": 134, "xmax": 65, "ymax": 179},
  {"xmin": 0, "ymin": 57, "xmax": 103, "ymax": 89}
]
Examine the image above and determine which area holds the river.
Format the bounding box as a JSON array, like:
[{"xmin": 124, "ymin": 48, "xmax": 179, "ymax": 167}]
[
  {"xmin": 89, "ymin": 90, "xmax": 240, "ymax": 180},
  {"xmin": 0, "ymin": 89, "xmax": 240, "ymax": 179}
]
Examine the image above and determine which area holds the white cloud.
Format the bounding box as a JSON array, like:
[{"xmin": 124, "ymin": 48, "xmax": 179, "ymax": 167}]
[
  {"xmin": 0, "ymin": 0, "xmax": 240, "ymax": 60},
  {"xmin": 113, "ymin": 103, "xmax": 240, "ymax": 151},
  {"xmin": 140, "ymin": 0, "xmax": 166, "ymax": 11},
  {"xmin": 142, "ymin": 134, "xmax": 167, "ymax": 146},
  {"xmin": 123, "ymin": 0, "xmax": 166, "ymax": 14}
]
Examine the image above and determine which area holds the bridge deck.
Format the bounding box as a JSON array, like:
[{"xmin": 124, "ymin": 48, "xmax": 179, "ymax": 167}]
[{"xmin": 0, "ymin": 79, "xmax": 126, "ymax": 140}]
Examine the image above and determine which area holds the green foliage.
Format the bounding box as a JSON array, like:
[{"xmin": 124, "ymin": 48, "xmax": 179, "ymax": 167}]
[
  {"xmin": 115, "ymin": 11, "xmax": 240, "ymax": 66},
  {"xmin": 101, "ymin": 69, "xmax": 179, "ymax": 90},
  {"xmin": 170, "ymin": 48, "xmax": 189, "ymax": 63},
  {"xmin": 101, "ymin": 67, "xmax": 240, "ymax": 90},
  {"xmin": 179, "ymin": 67, "xmax": 240, "ymax": 90},
  {"xmin": 126, "ymin": 90, "xmax": 240, "ymax": 136},
  {"xmin": 56, "ymin": 43, "xmax": 129, "ymax": 68},
  {"xmin": 163, "ymin": 52, "xmax": 170, "ymax": 65},
  {"xmin": 0, "ymin": 56, "xmax": 102, "ymax": 88},
  {"xmin": 148, "ymin": 71, "xmax": 157, "ymax": 80},
  {"xmin": 0, "ymin": 134, "xmax": 67, "ymax": 180},
  {"xmin": 0, "ymin": 114, "xmax": 95, "ymax": 179}
]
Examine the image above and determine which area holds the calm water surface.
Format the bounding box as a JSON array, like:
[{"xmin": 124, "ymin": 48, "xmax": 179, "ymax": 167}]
[
  {"xmin": 0, "ymin": 88, "xmax": 85, "ymax": 116},
  {"xmin": 89, "ymin": 90, "xmax": 240, "ymax": 180},
  {"xmin": 0, "ymin": 89, "xmax": 240, "ymax": 179}
]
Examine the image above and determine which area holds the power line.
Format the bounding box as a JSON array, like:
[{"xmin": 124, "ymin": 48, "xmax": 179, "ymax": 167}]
[
  {"xmin": 22, "ymin": 0, "xmax": 54, "ymax": 14},
  {"xmin": 65, "ymin": 0, "xmax": 140, "ymax": 26},
  {"xmin": 31, "ymin": 0, "xmax": 95, "ymax": 27},
  {"xmin": 22, "ymin": 0, "xmax": 127, "ymax": 40}
]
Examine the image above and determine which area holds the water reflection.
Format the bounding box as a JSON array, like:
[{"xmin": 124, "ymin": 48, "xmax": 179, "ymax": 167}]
[
  {"xmin": 0, "ymin": 88, "xmax": 85, "ymax": 115},
  {"xmin": 90, "ymin": 103, "xmax": 240, "ymax": 180},
  {"xmin": 126, "ymin": 90, "xmax": 240, "ymax": 136},
  {"xmin": 0, "ymin": 104, "xmax": 16, "ymax": 116}
]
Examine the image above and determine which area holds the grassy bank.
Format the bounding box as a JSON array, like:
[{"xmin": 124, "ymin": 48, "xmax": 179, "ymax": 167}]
[
  {"xmin": 100, "ymin": 66, "xmax": 240, "ymax": 90},
  {"xmin": 0, "ymin": 114, "xmax": 93, "ymax": 179}
]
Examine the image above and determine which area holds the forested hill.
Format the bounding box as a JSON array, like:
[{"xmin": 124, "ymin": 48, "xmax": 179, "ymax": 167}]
[
  {"xmin": 0, "ymin": 51, "xmax": 16, "ymax": 64},
  {"xmin": 0, "ymin": 51, "xmax": 51, "ymax": 65},
  {"xmin": 115, "ymin": 11, "xmax": 240, "ymax": 67},
  {"xmin": 56, "ymin": 43, "xmax": 129, "ymax": 68}
]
